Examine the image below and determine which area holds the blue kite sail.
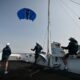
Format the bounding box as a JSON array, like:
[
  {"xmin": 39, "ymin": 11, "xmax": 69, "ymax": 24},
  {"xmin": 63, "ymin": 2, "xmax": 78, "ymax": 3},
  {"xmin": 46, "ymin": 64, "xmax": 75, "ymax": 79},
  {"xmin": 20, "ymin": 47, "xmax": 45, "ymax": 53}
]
[{"xmin": 17, "ymin": 8, "xmax": 36, "ymax": 21}]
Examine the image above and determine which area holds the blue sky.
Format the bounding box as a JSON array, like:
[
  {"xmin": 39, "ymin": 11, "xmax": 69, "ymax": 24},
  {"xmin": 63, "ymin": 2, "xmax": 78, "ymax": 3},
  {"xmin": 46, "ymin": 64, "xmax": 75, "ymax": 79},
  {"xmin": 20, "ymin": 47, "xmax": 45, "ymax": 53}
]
[{"xmin": 0, "ymin": 0, "xmax": 80, "ymax": 53}]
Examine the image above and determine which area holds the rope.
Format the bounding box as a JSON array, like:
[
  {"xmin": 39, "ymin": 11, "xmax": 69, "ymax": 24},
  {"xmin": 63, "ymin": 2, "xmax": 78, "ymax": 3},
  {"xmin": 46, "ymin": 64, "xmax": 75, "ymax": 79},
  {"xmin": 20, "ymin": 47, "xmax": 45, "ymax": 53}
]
[
  {"xmin": 70, "ymin": 0, "xmax": 80, "ymax": 6},
  {"xmin": 61, "ymin": 0, "xmax": 79, "ymax": 18},
  {"xmin": 58, "ymin": 0, "xmax": 80, "ymax": 34},
  {"xmin": 60, "ymin": 0, "xmax": 80, "ymax": 29}
]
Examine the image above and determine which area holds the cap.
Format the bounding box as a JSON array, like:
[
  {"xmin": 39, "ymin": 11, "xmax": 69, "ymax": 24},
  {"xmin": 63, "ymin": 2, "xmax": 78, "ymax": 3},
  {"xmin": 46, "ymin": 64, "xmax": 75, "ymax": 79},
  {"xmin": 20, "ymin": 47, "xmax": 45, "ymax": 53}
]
[{"xmin": 6, "ymin": 43, "xmax": 10, "ymax": 46}]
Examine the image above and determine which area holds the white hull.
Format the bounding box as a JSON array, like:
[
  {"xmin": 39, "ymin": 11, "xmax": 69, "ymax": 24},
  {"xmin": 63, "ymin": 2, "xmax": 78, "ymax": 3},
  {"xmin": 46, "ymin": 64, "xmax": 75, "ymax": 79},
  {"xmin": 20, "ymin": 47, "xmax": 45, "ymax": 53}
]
[
  {"xmin": 8, "ymin": 52, "xmax": 80, "ymax": 74},
  {"xmin": 49, "ymin": 55, "xmax": 80, "ymax": 74}
]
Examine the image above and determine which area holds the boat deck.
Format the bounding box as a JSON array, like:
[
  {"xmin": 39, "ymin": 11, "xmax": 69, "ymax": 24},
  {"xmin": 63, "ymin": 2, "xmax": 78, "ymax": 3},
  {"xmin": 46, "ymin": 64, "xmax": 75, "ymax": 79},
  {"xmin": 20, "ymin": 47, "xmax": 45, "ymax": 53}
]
[{"xmin": 0, "ymin": 60, "xmax": 80, "ymax": 80}]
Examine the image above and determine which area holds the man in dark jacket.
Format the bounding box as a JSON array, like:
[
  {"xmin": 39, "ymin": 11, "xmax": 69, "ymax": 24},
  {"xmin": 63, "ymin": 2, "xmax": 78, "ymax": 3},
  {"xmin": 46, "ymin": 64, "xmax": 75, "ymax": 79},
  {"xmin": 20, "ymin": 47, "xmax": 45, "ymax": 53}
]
[
  {"xmin": 2, "ymin": 43, "xmax": 11, "ymax": 74},
  {"xmin": 62, "ymin": 37, "xmax": 78, "ymax": 69},
  {"xmin": 31, "ymin": 43, "xmax": 43, "ymax": 64},
  {"xmin": 2, "ymin": 43, "xmax": 11, "ymax": 61}
]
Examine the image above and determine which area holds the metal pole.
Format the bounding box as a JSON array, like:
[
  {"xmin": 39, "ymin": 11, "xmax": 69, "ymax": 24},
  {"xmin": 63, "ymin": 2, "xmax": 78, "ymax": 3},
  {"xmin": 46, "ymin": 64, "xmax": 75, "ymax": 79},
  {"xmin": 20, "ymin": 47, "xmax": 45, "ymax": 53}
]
[
  {"xmin": 47, "ymin": 0, "xmax": 50, "ymax": 55},
  {"xmin": 47, "ymin": 0, "xmax": 50, "ymax": 66}
]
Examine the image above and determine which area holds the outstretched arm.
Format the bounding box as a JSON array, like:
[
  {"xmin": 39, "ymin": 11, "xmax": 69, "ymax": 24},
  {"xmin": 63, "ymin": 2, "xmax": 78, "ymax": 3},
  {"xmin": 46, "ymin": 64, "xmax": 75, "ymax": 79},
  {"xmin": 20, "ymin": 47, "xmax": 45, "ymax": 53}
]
[
  {"xmin": 61, "ymin": 46, "xmax": 68, "ymax": 49},
  {"xmin": 31, "ymin": 49, "xmax": 34, "ymax": 51},
  {"xmin": 31, "ymin": 46, "xmax": 36, "ymax": 51}
]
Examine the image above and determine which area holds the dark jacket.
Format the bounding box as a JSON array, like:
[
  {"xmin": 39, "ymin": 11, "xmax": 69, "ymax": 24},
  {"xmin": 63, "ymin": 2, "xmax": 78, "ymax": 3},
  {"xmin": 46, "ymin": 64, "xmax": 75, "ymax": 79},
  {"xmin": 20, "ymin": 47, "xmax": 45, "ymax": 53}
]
[
  {"xmin": 62, "ymin": 41, "xmax": 78, "ymax": 55},
  {"xmin": 32, "ymin": 44, "xmax": 43, "ymax": 54},
  {"xmin": 2, "ymin": 46, "xmax": 11, "ymax": 56}
]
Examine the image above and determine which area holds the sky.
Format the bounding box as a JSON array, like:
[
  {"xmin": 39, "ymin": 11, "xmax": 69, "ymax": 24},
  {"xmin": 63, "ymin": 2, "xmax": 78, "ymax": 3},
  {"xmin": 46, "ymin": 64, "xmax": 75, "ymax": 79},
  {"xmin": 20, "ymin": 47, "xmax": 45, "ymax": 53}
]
[{"xmin": 0, "ymin": 0, "xmax": 80, "ymax": 53}]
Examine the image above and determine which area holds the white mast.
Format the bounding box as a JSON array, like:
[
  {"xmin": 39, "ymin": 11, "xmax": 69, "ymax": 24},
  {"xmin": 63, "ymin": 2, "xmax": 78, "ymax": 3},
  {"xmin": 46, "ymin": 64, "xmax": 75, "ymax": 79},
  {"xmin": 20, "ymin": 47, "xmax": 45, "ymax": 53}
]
[
  {"xmin": 47, "ymin": 0, "xmax": 50, "ymax": 66},
  {"xmin": 47, "ymin": 0, "xmax": 50, "ymax": 55}
]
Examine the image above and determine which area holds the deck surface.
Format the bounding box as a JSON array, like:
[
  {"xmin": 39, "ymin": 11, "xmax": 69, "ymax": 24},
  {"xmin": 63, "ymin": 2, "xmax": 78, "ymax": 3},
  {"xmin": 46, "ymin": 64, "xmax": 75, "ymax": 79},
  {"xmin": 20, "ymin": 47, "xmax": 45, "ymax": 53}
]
[{"xmin": 0, "ymin": 60, "xmax": 80, "ymax": 80}]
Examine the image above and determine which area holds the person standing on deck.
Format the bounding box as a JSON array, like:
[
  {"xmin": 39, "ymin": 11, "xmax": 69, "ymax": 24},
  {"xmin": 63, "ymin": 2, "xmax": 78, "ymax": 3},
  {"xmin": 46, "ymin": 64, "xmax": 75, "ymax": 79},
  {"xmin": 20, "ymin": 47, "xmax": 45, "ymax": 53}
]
[
  {"xmin": 1, "ymin": 43, "xmax": 11, "ymax": 74},
  {"xmin": 31, "ymin": 43, "xmax": 43, "ymax": 64},
  {"xmin": 62, "ymin": 37, "xmax": 78, "ymax": 69}
]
